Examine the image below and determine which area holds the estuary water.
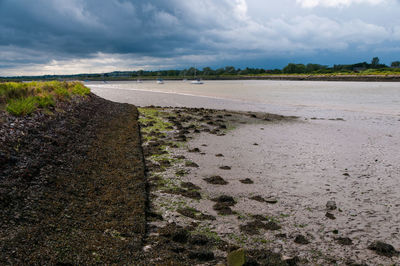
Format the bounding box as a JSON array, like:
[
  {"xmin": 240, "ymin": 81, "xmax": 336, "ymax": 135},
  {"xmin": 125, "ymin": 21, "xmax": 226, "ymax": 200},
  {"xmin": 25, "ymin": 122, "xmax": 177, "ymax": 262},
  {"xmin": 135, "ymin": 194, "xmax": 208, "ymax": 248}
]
[{"xmin": 87, "ymin": 80, "xmax": 400, "ymax": 118}]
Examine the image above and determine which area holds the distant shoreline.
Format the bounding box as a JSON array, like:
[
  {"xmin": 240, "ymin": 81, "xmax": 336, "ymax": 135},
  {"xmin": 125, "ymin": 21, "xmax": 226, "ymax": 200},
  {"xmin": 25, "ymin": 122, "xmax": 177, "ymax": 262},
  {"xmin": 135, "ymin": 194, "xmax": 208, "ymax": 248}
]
[
  {"xmin": 3, "ymin": 74, "xmax": 400, "ymax": 83},
  {"xmin": 59, "ymin": 74, "xmax": 400, "ymax": 82}
]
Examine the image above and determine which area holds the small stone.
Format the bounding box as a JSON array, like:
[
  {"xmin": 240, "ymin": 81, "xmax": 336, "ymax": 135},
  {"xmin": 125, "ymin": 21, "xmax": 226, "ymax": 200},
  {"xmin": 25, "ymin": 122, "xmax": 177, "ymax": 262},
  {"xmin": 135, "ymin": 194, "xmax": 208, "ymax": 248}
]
[
  {"xmin": 326, "ymin": 200, "xmax": 337, "ymax": 210},
  {"xmin": 294, "ymin": 234, "xmax": 310, "ymax": 245},
  {"xmin": 215, "ymin": 153, "xmax": 224, "ymax": 157},
  {"xmin": 325, "ymin": 212, "xmax": 336, "ymax": 220},
  {"xmin": 265, "ymin": 197, "xmax": 278, "ymax": 204},
  {"xmin": 219, "ymin": 166, "xmax": 231, "ymax": 170}
]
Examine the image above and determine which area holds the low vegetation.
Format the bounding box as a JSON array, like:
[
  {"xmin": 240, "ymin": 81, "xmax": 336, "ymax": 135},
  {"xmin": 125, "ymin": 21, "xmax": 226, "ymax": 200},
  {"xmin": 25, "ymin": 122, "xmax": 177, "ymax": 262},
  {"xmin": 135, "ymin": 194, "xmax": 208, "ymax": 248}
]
[{"xmin": 0, "ymin": 81, "xmax": 90, "ymax": 115}]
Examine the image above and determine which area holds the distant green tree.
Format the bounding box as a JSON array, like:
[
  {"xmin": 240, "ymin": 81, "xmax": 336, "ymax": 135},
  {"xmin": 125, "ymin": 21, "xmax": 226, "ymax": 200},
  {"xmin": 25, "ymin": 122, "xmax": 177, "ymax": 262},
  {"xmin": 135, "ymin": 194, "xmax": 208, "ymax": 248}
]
[
  {"xmin": 306, "ymin": 64, "xmax": 327, "ymax": 73},
  {"xmin": 371, "ymin": 57, "xmax": 380, "ymax": 67},
  {"xmin": 215, "ymin": 68, "xmax": 225, "ymax": 75},
  {"xmin": 202, "ymin": 67, "xmax": 214, "ymax": 76},
  {"xmin": 224, "ymin": 66, "xmax": 236, "ymax": 74},
  {"xmin": 391, "ymin": 61, "xmax": 400, "ymax": 67},
  {"xmin": 283, "ymin": 63, "xmax": 306, "ymax": 74}
]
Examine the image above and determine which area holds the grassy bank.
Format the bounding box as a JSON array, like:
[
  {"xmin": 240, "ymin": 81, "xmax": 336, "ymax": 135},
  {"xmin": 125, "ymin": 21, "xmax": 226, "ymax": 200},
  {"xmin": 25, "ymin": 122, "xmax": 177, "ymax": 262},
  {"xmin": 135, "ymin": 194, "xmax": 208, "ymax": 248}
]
[{"xmin": 0, "ymin": 81, "xmax": 90, "ymax": 116}]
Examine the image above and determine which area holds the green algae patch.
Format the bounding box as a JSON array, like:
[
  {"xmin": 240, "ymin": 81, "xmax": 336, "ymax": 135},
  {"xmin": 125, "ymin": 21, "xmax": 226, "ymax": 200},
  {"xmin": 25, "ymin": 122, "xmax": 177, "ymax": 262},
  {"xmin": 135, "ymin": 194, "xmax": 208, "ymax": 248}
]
[{"xmin": 138, "ymin": 108, "xmax": 173, "ymax": 134}]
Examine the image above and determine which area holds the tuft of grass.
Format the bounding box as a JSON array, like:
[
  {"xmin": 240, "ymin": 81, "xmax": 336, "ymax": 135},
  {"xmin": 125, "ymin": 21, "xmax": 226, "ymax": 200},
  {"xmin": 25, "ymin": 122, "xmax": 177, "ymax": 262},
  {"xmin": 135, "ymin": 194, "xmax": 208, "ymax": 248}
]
[
  {"xmin": 36, "ymin": 95, "xmax": 55, "ymax": 108},
  {"xmin": 72, "ymin": 83, "xmax": 90, "ymax": 96},
  {"xmin": 6, "ymin": 96, "xmax": 38, "ymax": 116}
]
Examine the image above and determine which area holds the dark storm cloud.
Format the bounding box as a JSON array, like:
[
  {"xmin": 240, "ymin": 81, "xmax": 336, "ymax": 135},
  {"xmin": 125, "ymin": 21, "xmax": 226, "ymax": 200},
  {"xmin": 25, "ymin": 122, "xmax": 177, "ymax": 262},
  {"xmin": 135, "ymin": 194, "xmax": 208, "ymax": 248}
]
[
  {"xmin": 1, "ymin": 0, "xmax": 400, "ymax": 75},
  {"xmin": 0, "ymin": 0, "xmax": 202, "ymax": 58}
]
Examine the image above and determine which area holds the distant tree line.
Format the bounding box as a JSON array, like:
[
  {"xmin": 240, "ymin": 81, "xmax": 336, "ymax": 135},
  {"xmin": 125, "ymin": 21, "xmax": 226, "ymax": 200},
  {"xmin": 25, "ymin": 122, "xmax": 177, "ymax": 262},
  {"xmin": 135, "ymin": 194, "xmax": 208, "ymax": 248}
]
[
  {"xmin": 128, "ymin": 57, "xmax": 400, "ymax": 77},
  {"xmin": 2, "ymin": 57, "xmax": 400, "ymax": 80},
  {"xmin": 282, "ymin": 57, "xmax": 400, "ymax": 74}
]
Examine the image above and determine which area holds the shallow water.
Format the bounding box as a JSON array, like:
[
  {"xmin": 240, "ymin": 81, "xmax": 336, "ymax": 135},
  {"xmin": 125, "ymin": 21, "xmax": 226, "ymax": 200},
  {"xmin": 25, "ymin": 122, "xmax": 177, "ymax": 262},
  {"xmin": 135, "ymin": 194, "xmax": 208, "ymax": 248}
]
[{"xmin": 87, "ymin": 80, "xmax": 400, "ymax": 117}]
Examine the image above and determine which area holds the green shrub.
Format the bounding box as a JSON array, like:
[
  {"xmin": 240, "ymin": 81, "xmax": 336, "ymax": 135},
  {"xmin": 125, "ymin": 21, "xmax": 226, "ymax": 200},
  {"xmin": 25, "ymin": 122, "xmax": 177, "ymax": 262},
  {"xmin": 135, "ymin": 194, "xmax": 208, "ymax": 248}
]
[{"xmin": 6, "ymin": 96, "xmax": 38, "ymax": 116}]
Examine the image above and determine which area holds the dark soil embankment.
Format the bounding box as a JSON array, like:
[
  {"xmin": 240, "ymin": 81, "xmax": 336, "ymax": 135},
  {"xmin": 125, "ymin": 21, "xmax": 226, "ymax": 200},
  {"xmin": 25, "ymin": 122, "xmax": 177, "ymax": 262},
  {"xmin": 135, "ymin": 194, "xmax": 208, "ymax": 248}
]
[{"xmin": 0, "ymin": 94, "xmax": 147, "ymax": 264}]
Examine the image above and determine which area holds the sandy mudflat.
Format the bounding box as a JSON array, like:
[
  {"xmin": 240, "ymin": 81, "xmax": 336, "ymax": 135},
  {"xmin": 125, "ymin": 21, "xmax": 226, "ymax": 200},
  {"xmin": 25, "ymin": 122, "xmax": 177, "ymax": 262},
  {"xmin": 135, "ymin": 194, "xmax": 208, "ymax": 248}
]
[
  {"xmin": 179, "ymin": 118, "xmax": 400, "ymax": 264},
  {"xmin": 90, "ymin": 82, "xmax": 400, "ymax": 264},
  {"xmin": 139, "ymin": 106, "xmax": 399, "ymax": 265}
]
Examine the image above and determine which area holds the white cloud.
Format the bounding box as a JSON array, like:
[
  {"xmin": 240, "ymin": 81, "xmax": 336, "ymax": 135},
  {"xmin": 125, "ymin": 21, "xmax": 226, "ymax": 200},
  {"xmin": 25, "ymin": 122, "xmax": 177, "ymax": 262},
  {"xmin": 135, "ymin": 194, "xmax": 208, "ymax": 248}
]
[{"xmin": 296, "ymin": 0, "xmax": 386, "ymax": 8}]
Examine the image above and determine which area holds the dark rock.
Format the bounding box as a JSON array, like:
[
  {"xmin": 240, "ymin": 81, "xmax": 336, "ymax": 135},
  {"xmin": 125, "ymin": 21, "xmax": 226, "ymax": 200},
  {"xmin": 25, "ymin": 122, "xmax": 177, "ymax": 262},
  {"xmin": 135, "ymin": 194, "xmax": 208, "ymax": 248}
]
[
  {"xmin": 368, "ymin": 241, "xmax": 399, "ymax": 257},
  {"xmin": 219, "ymin": 165, "xmax": 231, "ymax": 170},
  {"xmin": 240, "ymin": 221, "xmax": 261, "ymax": 235},
  {"xmin": 213, "ymin": 202, "xmax": 234, "ymax": 215},
  {"xmin": 188, "ymin": 249, "xmax": 214, "ymax": 261},
  {"xmin": 250, "ymin": 195, "xmax": 265, "ymax": 202},
  {"xmin": 325, "ymin": 212, "xmax": 336, "ymax": 220},
  {"xmin": 215, "ymin": 153, "xmax": 224, "ymax": 157},
  {"xmin": 177, "ymin": 208, "xmax": 215, "ymax": 221},
  {"xmin": 185, "ymin": 161, "xmax": 199, "ymax": 167},
  {"xmin": 211, "ymin": 195, "xmax": 236, "ymax": 206},
  {"xmin": 264, "ymin": 221, "xmax": 281, "ymax": 231},
  {"xmin": 189, "ymin": 234, "xmax": 209, "ymax": 245},
  {"xmin": 181, "ymin": 190, "xmax": 202, "ymax": 200},
  {"xmin": 203, "ymin": 176, "xmax": 228, "ymax": 185},
  {"xmin": 336, "ymin": 237, "xmax": 353, "ymax": 246},
  {"xmin": 326, "ymin": 200, "xmax": 337, "ymax": 210},
  {"xmin": 188, "ymin": 148, "xmax": 200, "ymax": 153},
  {"xmin": 175, "ymin": 169, "xmax": 188, "ymax": 176},
  {"xmin": 294, "ymin": 234, "xmax": 310, "ymax": 245},
  {"xmin": 181, "ymin": 182, "xmax": 201, "ymax": 190},
  {"xmin": 285, "ymin": 256, "xmax": 300, "ymax": 266},
  {"xmin": 159, "ymin": 223, "xmax": 188, "ymax": 243},
  {"xmin": 240, "ymin": 178, "xmax": 254, "ymax": 184}
]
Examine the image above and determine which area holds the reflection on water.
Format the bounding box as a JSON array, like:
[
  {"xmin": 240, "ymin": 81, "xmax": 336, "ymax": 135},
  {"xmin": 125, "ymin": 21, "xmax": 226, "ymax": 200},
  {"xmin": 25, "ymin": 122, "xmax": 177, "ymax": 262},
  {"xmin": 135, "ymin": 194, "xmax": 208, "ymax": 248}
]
[{"xmin": 87, "ymin": 80, "xmax": 400, "ymax": 116}]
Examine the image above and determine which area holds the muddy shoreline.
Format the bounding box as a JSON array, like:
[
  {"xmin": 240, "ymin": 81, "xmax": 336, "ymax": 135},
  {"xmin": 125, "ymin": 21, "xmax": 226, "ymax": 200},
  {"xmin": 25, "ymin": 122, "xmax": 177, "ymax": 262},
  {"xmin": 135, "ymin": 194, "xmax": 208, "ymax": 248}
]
[
  {"xmin": 0, "ymin": 94, "xmax": 147, "ymax": 264},
  {"xmin": 139, "ymin": 106, "xmax": 399, "ymax": 265}
]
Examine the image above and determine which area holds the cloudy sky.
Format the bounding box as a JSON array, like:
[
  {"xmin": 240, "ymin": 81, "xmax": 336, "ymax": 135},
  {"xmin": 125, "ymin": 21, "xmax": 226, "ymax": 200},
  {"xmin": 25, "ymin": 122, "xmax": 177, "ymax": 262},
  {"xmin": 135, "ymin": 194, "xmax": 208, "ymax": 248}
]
[{"xmin": 1, "ymin": 0, "xmax": 400, "ymax": 76}]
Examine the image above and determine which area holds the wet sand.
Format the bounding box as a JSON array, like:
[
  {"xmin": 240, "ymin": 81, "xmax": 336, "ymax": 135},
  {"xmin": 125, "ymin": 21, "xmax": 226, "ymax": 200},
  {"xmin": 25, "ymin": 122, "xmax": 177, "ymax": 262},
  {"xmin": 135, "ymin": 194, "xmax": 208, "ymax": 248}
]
[{"xmin": 89, "ymin": 82, "xmax": 400, "ymax": 264}]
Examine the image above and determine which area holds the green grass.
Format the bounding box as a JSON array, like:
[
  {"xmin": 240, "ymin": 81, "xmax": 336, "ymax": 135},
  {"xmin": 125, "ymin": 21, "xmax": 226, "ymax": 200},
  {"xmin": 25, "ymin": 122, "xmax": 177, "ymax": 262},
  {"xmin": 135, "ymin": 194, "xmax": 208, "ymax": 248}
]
[
  {"xmin": 0, "ymin": 81, "xmax": 90, "ymax": 116},
  {"xmin": 6, "ymin": 97, "xmax": 38, "ymax": 116}
]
